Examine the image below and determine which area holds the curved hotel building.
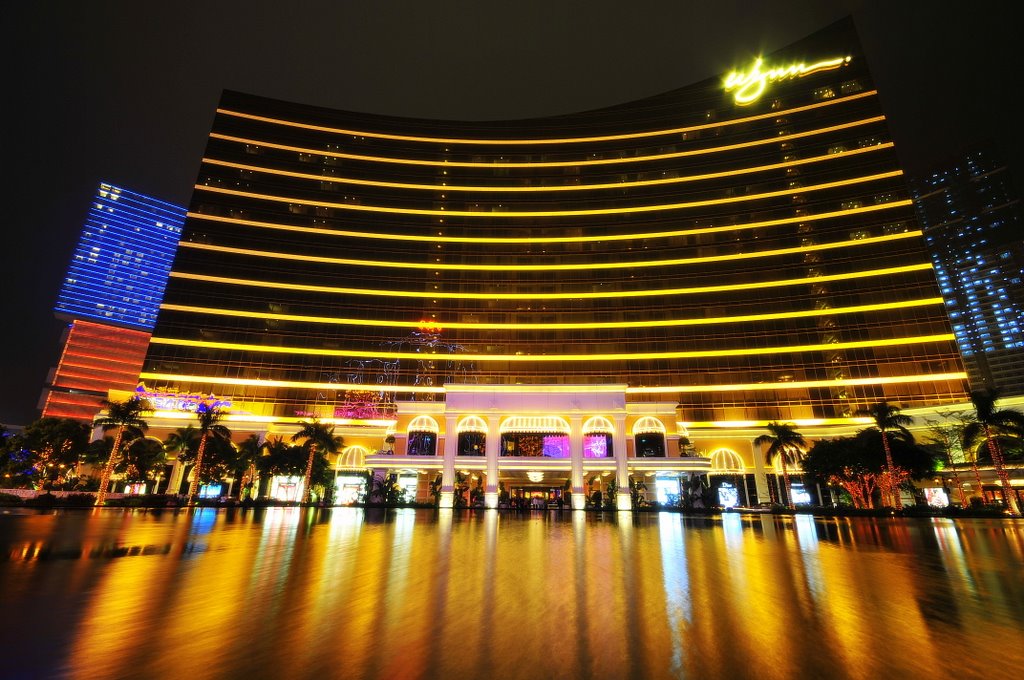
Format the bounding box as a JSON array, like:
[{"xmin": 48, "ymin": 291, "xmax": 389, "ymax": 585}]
[{"xmin": 137, "ymin": 18, "xmax": 968, "ymax": 508}]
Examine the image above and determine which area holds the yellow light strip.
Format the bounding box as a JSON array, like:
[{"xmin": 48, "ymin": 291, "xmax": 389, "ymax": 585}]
[
  {"xmin": 148, "ymin": 411, "xmax": 396, "ymax": 428},
  {"xmin": 160, "ymin": 297, "xmax": 945, "ymax": 330},
  {"xmin": 202, "ymin": 144, "xmax": 890, "ymax": 194},
  {"xmin": 138, "ymin": 373, "xmax": 444, "ymax": 394},
  {"xmin": 147, "ymin": 333, "xmax": 955, "ymax": 362},
  {"xmin": 168, "ymin": 262, "xmax": 934, "ymax": 300},
  {"xmin": 176, "ymin": 230, "xmax": 921, "ymax": 272},
  {"xmin": 634, "ymin": 372, "xmax": 968, "ymax": 395},
  {"xmin": 194, "ymin": 171, "xmax": 903, "ymax": 218},
  {"xmin": 210, "ymin": 112, "xmax": 884, "ymax": 169},
  {"xmin": 136, "ymin": 371, "xmax": 966, "ymax": 396},
  {"xmin": 215, "ymin": 90, "xmax": 878, "ymax": 146},
  {"xmin": 683, "ymin": 416, "xmax": 895, "ymax": 429},
  {"xmin": 187, "ymin": 200, "xmax": 913, "ymax": 245}
]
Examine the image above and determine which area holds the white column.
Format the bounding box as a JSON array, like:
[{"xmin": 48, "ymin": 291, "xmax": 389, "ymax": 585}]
[
  {"xmin": 614, "ymin": 414, "xmax": 631, "ymax": 511},
  {"xmin": 168, "ymin": 457, "xmax": 186, "ymax": 496},
  {"xmin": 569, "ymin": 416, "xmax": 585, "ymax": 510},
  {"xmin": 750, "ymin": 438, "xmax": 769, "ymax": 504},
  {"xmin": 440, "ymin": 415, "xmax": 457, "ymax": 509},
  {"xmin": 485, "ymin": 415, "xmax": 500, "ymax": 508}
]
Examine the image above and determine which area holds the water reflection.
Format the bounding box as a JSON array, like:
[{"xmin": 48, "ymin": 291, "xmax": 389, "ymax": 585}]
[{"xmin": 0, "ymin": 509, "xmax": 1022, "ymax": 679}]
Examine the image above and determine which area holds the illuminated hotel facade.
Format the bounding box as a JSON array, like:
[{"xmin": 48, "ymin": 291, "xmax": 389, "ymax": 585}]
[
  {"xmin": 42, "ymin": 184, "xmax": 185, "ymax": 422},
  {"xmin": 138, "ymin": 18, "xmax": 968, "ymax": 508}
]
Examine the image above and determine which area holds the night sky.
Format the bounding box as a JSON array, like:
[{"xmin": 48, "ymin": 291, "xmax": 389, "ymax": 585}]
[{"xmin": 4, "ymin": 1, "xmax": 1021, "ymax": 426}]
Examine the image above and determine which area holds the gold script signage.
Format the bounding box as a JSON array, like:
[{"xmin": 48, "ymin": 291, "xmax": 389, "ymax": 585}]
[{"xmin": 724, "ymin": 56, "xmax": 851, "ymax": 105}]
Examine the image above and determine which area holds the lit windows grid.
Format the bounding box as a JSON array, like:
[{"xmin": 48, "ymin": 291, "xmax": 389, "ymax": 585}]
[
  {"xmin": 171, "ymin": 203, "xmax": 929, "ymax": 286},
  {"xmin": 197, "ymin": 82, "xmax": 888, "ymax": 223},
  {"xmin": 911, "ymin": 144, "xmax": 1024, "ymax": 394},
  {"xmin": 158, "ymin": 240, "xmax": 941, "ymax": 330},
  {"xmin": 146, "ymin": 25, "xmax": 967, "ymax": 419},
  {"xmin": 55, "ymin": 184, "xmax": 186, "ymax": 330},
  {"xmin": 209, "ymin": 91, "xmax": 887, "ymax": 180},
  {"xmin": 199, "ymin": 119, "xmax": 897, "ymax": 205}
]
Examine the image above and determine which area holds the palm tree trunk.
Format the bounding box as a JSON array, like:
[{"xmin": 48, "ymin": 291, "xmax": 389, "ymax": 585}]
[
  {"xmin": 186, "ymin": 434, "xmax": 209, "ymax": 506},
  {"xmin": 970, "ymin": 455, "xmax": 984, "ymax": 505},
  {"xmin": 949, "ymin": 467, "xmax": 967, "ymax": 509},
  {"xmin": 881, "ymin": 431, "xmax": 902, "ymax": 509},
  {"xmin": 986, "ymin": 425, "xmax": 1020, "ymax": 515},
  {"xmin": 781, "ymin": 459, "xmax": 792, "ymax": 509},
  {"xmin": 95, "ymin": 428, "xmax": 125, "ymax": 506},
  {"xmin": 301, "ymin": 444, "xmax": 317, "ymax": 504},
  {"xmin": 945, "ymin": 453, "xmax": 967, "ymax": 509}
]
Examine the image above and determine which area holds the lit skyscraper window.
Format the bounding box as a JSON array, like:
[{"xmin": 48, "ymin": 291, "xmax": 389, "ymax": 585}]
[
  {"xmin": 911, "ymin": 143, "xmax": 1024, "ymax": 395},
  {"xmin": 55, "ymin": 183, "xmax": 185, "ymax": 330}
]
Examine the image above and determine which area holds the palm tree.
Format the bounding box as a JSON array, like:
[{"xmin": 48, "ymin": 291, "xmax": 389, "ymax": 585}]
[
  {"xmin": 923, "ymin": 415, "xmax": 970, "ymax": 509},
  {"xmin": 256, "ymin": 436, "xmax": 315, "ymax": 500},
  {"xmin": 235, "ymin": 434, "xmax": 266, "ymax": 500},
  {"xmin": 291, "ymin": 419, "xmax": 343, "ymax": 504},
  {"xmin": 186, "ymin": 402, "xmax": 232, "ymax": 506},
  {"xmin": 116, "ymin": 437, "xmax": 166, "ymax": 492},
  {"xmin": 754, "ymin": 422, "xmax": 806, "ymax": 509},
  {"xmin": 94, "ymin": 396, "xmax": 151, "ymax": 505},
  {"xmin": 857, "ymin": 401, "xmax": 913, "ymax": 509},
  {"xmin": 963, "ymin": 388, "xmax": 1024, "ymax": 515}
]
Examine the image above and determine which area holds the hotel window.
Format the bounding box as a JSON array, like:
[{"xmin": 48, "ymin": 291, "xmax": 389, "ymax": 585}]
[
  {"xmin": 634, "ymin": 433, "xmax": 666, "ymax": 458},
  {"xmin": 407, "ymin": 431, "xmax": 436, "ymax": 456},
  {"xmin": 840, "ymin": 79, "xmax": 863, "ymax": 95}
]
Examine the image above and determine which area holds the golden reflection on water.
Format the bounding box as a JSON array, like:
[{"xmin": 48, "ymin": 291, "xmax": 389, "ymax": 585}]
[{"xmin": 1, "ymin": 509, "xmax": 1023, "ymax": 680}]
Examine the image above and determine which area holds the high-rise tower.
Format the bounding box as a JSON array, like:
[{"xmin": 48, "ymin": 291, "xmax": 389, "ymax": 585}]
[
  {"xmin": 40, "ymin": 183, "xmax": 185, "ymax": 421},
  {"xmin": 133, "ymin": 18, "xmax": 970, "ymax": 507},
  {"xmin": 911, "ymin": 143, "xmax": 1024, "ymax": 396}
]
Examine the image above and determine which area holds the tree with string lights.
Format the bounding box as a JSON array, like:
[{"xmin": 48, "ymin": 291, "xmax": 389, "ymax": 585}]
[
  {"xmin": 856, "ymin": 401, "xmax": 913, "ymax": 509},
  {"xmin": 963, "ymin": 388, "xmax": 1024, "ymax": 515},
  {"xmin": 94, "ymin": 397, "xmax": 151, "ymax": 505},
  {"xmin": 291, "ymin": 419, "xmax": 343, "ymax": 504},
  {"xmin": 185, "ymin": 402, "xmax": 232, "ymax": 506}
]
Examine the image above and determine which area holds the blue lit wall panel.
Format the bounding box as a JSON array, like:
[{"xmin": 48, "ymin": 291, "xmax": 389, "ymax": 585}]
[{"xmin": 55, "ymin": 183, "xmax": 185, "ymax": 330}]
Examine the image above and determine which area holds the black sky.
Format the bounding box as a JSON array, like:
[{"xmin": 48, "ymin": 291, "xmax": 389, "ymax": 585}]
[{"xmin": 4, "ymin": 0, "xmax": 1021, "ymax": 426}]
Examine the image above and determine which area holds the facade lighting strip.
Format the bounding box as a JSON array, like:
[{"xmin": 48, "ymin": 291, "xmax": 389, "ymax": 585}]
[
  {"xmin": 176, "ymin": 230, "xmax": 922, "ymax": 272},
  {"xmin": 215, "ymin": 90, "xmax": 878, "ymax": 146},
  {"xmin": 210, "ymin": 116, "xmax": 884, "ymax": 170},
  {"xmin": 136, "ymin": 371, "xmax": 966, "ymax": 396},
  {"xmin": 160, "ymin": 297, "xmax": 945, "ymax": 330},
  {"xmin": 635, "ymin": 372, "xmax": 967, "ymax": 395},
  {"xmin": 194, "ymin": 171, "xmax": 904, "ymax": 219},
  {"xmin": 186, "ymin": 200, "xmax": 912, "ymax": 245},
  {"xmin": 147, "ymin": 332, "xmax": 955, "ymax": 362},
  {"xmin": 201, "ymin": 144, "xmax": 891, "ymax": 194},
  {"xmin": 167, "ymin": 262, "xmax": 935, "ymax": 300}
]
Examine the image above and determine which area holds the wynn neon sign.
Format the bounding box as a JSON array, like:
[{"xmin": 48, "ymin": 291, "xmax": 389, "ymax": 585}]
[{"xmin": 724, "ymin": 55, "xmax": 851, "ymax": 105}]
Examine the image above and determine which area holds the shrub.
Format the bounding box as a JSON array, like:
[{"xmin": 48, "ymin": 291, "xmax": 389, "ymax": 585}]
[
  {"xmin": 24, "ymin": 493, "xmax": 58, "ymax": 507},
  {"xmin": 60, "ymin": 493, "xmax": 97, "ymax": 507},
  {"xmin": 0, "ymin": 493, "xmax": 23, "ymax": 506}
]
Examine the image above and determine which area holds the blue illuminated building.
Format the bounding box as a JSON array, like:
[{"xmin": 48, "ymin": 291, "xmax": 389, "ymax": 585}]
[
  {"xmin": 911, "ymin": 143, "xmax": 1024, "ymax": 396},
  {"xmin": 55, "ymin": 183, "xmax": 185, "ymax": 330}
]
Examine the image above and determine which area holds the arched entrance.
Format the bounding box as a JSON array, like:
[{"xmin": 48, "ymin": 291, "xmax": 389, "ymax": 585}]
[
  {"xmin": 457, "ymin": 415, "xmax": 487, "ymax": 456},
  {"xmin": 407, "ymin": 415, "xmax": 439, "ymax": 456},
  {"xmin": 499, "ymin": 416, "xmax": 571, "ymax": 458},
  {"xmin": 632, "ymin": 416, "xmax": 666, "ymax": 457},
  {"xmin": 709, "ymin": 448, "xmax": 748, "ymax": 508}
]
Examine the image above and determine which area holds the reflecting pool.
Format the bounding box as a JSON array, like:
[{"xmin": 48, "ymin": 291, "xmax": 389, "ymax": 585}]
[{"xmin": 1, "ymin": 508, "xmax": 1022, "ymax": 679}]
